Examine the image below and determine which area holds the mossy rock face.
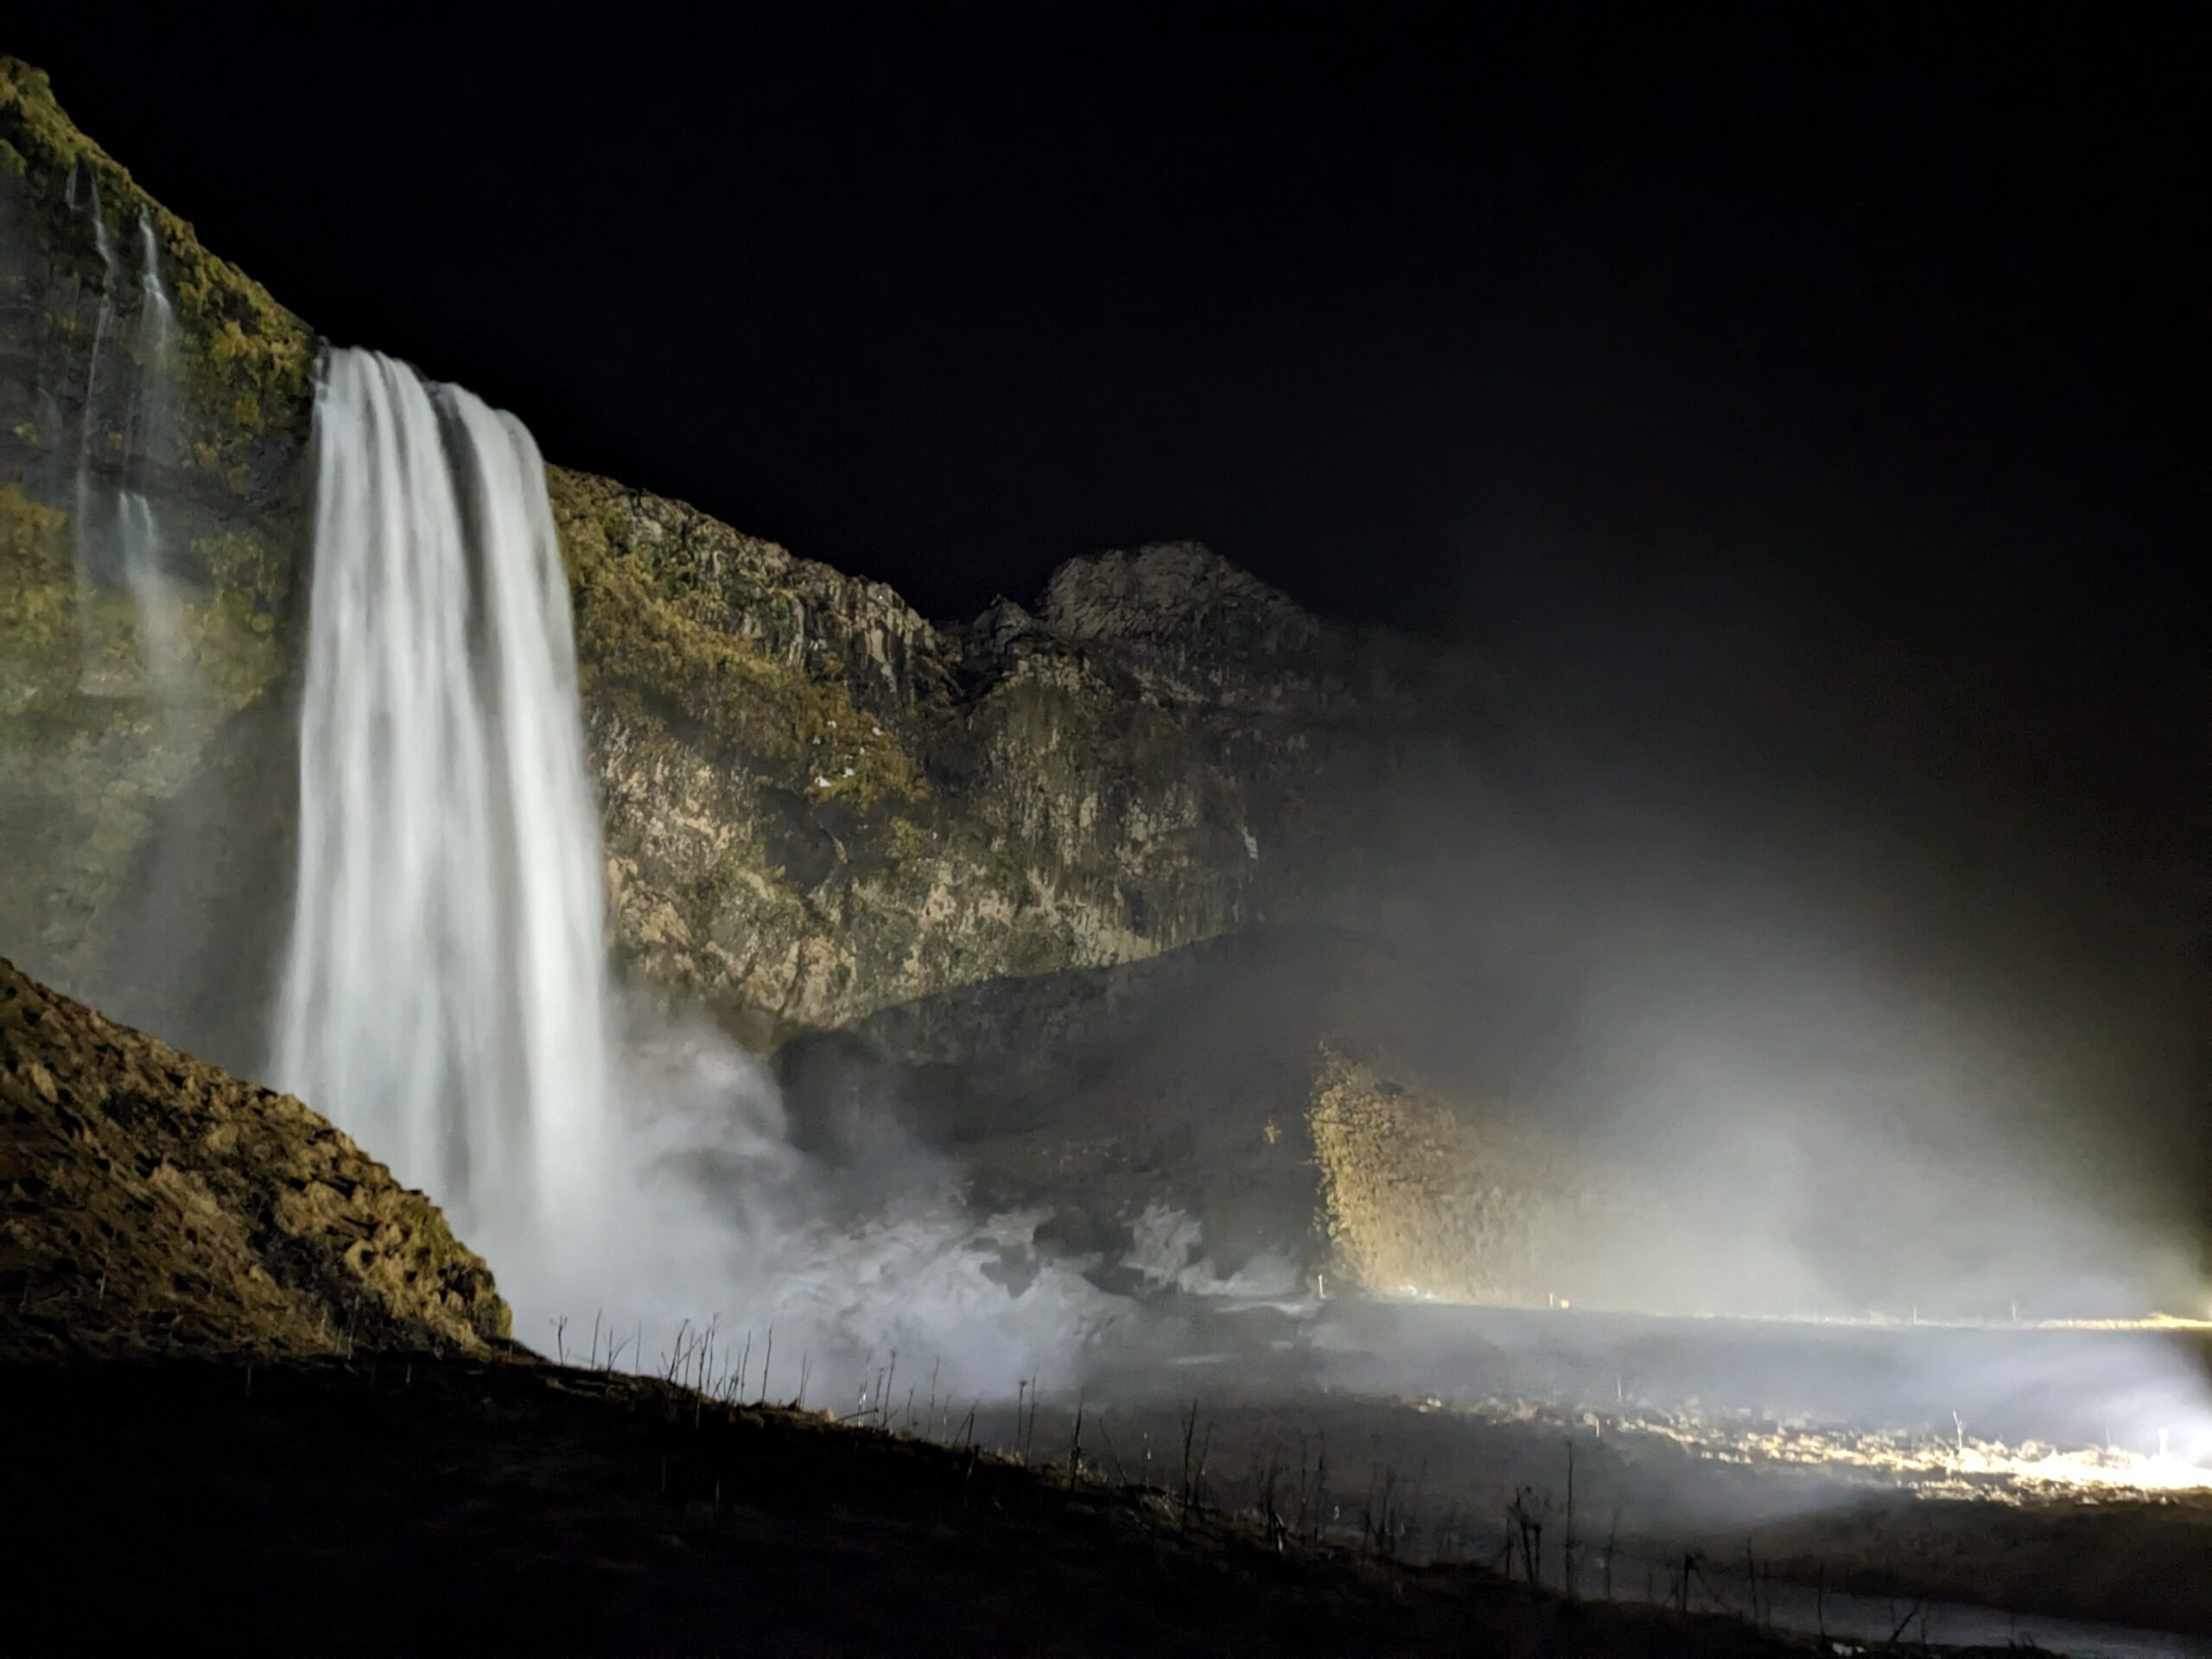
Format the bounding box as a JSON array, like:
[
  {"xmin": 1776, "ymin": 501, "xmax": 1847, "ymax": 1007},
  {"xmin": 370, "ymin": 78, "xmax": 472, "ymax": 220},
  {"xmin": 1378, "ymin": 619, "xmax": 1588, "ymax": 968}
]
[
  {"xmin": 0, "ymin": 55, "xmax": 309, "ymax": 657},
  {"xmin": 0, "ymin": 474, "xmax": 292, "ymax": 1008},
  {"xmin": 0, "ymin": 56, "xmax": 314, "ymax": 514},
  {"xmin": 0, "ymin": 60, "xmax": 311, "ymax": 1026},
  {"xmin": 555, "ymin": 467, "xmax": 932, "ymax": 813}
]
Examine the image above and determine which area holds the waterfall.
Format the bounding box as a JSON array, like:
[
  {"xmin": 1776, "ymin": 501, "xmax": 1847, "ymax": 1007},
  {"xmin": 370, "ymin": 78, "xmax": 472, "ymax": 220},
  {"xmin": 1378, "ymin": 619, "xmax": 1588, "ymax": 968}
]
[
  {"xmin": 270, "ymin": 348, "xmax": 1103, "ymax": 1392},
  {"xmin": 69, "ymin": 172, "xmax": 118, "ymax": 680},
  {"xmin": 273, "ymin": 346, "xmax": 613, "ymax": 1248},
  {"xmin": 118, "ymin": 208, "xmax": 185, "ymax": 696},
  {"xmin": 67, "ymin": 180, "xmax": 184, "ymax": 696}
]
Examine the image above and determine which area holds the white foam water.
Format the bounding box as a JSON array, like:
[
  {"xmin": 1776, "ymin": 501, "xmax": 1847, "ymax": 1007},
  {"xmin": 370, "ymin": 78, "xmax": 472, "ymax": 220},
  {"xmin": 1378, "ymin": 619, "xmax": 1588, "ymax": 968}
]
[{"xmin": 273, "ymin": 346, "xmax": 613, "ymax": 1252}]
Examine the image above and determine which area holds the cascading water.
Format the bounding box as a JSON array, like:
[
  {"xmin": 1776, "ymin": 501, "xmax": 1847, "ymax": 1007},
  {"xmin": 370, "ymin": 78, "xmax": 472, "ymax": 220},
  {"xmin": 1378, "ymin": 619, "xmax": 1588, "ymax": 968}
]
[
  {"xmin": 116, "ymin": 208, "xmax": 185, "ymax": 696},
  {"xmin": 65, "ymin": 175, "xmax": 184, "ymax": 696},
  {"xmin": 273, "ymin": 346, "xmax": 613, "ymax": 1251},
  {"xmin": 274, "ymin": 346, "xmax": 1108, "ymax": 1391},
  {"xmin": 68, "ymin": 171, "xmax": 118, "ymax": 678}
]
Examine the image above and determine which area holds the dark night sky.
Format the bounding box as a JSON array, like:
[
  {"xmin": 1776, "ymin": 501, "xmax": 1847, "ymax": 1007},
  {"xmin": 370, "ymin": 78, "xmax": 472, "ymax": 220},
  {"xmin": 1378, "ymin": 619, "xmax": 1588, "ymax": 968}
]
[
  {"xmin": 14, "ymin": 9, "xmax": 2195, "ymax": 626},
  {"xmin": 13, "ymin": 6, "xmax": 2204, "ymax": 1179}
]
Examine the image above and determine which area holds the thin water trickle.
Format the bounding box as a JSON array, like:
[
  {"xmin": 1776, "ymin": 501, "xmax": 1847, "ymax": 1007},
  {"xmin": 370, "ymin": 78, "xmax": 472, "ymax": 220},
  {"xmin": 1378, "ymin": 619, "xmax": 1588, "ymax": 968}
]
[
  {"xmin": 118, "ymin": 207, "xmax": 183, "ymax": 695},
  {"xmin": 69, "ymin": 170, "xmax": 118, "ymax": 676},
  {"xmin": 67, "ymin": 182, "xmax": 186, "ymax": 696}
]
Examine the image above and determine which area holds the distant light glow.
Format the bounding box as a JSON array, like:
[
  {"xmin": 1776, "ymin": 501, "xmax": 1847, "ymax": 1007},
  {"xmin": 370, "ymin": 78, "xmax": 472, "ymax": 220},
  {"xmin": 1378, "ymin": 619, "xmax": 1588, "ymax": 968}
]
[
  {"xmin": 1364, "ymin": 1283, "xmax": 2212, "ymax": 1334},
  {"xmin": 1637, "ymin": 1414, "xmax": 2212, "ymax": 1500}
]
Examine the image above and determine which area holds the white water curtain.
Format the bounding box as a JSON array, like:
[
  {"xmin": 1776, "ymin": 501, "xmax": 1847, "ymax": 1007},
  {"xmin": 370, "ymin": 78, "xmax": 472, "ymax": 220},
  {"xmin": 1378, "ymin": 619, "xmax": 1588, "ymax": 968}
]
[{"xmin": 274, "ymin": 346, "xmax": 612, "ymax": 1247}]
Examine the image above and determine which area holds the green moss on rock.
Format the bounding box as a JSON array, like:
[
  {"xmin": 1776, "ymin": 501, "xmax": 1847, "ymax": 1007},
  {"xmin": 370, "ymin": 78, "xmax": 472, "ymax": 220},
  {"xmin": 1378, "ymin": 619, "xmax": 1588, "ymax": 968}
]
[
  {"xmin": 0, "ymin": 57, "xmax": 315, "ymax": 483},
  {"xmin": 0, "ymin": 483, "xmax": 72, "ymax": 706},
  {"xmin": 553, "ymin": 467, "xmax": 924, "ymax": 810}
]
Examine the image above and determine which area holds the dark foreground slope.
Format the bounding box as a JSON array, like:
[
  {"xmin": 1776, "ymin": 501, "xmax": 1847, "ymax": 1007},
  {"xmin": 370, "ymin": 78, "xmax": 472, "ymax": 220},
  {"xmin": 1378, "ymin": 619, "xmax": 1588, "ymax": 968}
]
[{"xmin": 0, "ymin": 1354, "xmax": 1815, "ymax": 1659}]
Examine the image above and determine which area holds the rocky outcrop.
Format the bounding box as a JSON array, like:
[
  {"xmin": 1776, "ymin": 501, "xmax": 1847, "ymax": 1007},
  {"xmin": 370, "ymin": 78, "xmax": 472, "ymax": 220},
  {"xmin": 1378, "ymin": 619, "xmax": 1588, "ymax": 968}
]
[
  {"xmin": 563, "ymin": 467, "xmax": 1429, "ymax": 1041},
  {"xmin": 0, "ymin": 956, "xmax": 510, "ymax": 1360},
  {"xmin": 1307, "ymin": 1047, "xmax": 1607, "ymax": 1303},
  {"xmin": 770, "ymin": 930, "xmax": 1630, "ymax": 1302}
]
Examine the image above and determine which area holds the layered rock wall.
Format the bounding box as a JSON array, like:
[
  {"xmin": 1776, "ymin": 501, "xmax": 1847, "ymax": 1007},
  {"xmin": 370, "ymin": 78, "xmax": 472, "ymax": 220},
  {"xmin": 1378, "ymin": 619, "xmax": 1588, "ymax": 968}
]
[{"xmin": 565, "ymin": 467, "xmax": 1422, "ymax": 1040}]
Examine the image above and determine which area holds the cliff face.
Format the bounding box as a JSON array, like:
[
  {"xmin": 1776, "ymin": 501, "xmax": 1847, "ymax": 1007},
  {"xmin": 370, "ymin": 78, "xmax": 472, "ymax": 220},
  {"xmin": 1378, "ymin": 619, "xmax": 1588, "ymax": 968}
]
[
  {"xmin": 562, "ymin": 469, "xmax": 1425, "ymax": 1040},
  {"xmin": 0, "ymin": 60, "xmax": 310, "ymax": 1018},
  {"xmin": 0, "ymin": 58, "xmax": 1445, "ymax": 1063}
]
